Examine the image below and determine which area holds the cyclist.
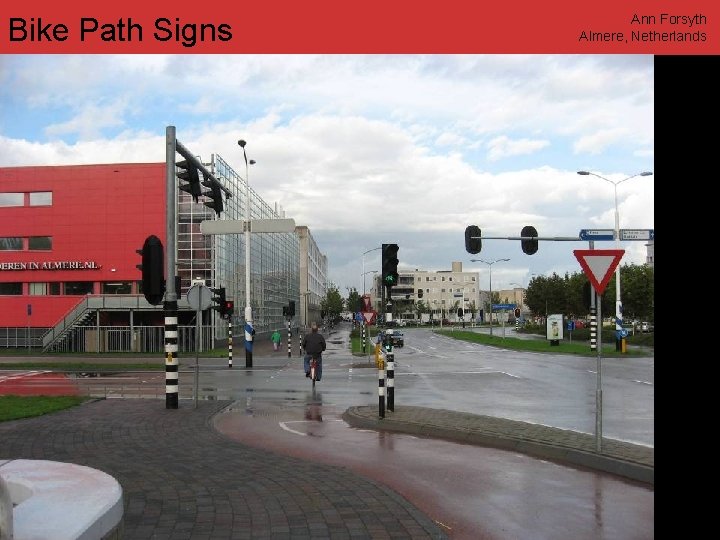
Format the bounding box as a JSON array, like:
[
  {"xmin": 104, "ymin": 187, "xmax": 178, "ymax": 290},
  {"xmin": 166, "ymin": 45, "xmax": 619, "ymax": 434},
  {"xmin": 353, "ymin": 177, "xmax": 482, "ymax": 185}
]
[{"xmin": 302, "ymin": 321, "xmax": 326, "ymax": 381}]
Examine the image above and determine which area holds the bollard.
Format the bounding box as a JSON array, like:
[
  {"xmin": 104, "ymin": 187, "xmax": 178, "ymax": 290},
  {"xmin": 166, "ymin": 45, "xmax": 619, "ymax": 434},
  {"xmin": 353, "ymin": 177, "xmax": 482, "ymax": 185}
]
[
  {"xmin": 377, "ymin": 353, "xmax": 385, "ymax": 419},
  {"xmin": 228, "ymin": 319, "xmax": 233, "ymax": 368},
  {"xmin": 287, "ymin": 319, "xmax": 292, "ymax": 358},
  {"xmin": 386, "ymin": 350, "xmax": 394, "ymax": 411}
]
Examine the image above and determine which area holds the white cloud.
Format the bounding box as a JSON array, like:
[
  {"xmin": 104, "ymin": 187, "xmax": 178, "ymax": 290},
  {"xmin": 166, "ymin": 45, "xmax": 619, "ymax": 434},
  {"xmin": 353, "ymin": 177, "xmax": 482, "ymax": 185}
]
[
  {"xmin": 0, "ymin": 54, "xmax": 654, "ymax": 294},
  {"xmin": 486, "ymin": 135, "xmax": 550, "ymax": 161}
]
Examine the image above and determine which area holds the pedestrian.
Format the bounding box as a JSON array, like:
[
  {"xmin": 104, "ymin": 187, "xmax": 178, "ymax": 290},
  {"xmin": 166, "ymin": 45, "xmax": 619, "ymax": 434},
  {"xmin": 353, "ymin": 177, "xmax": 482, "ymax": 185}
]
[{"xmin": 271, "ymin": 329, "xmax": 282, "ymax": 351}]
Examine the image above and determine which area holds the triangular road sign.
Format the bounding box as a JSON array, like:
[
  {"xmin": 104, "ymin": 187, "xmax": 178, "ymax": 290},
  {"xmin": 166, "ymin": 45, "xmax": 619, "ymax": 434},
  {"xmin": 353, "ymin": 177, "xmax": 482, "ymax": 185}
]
[
  {"xmin": 573, "ymin": 249, "xmax": 625, "ymax": 295},
  {"xmin": 362, "ymin": 311, "xmax": 377, "ymax": 324}
]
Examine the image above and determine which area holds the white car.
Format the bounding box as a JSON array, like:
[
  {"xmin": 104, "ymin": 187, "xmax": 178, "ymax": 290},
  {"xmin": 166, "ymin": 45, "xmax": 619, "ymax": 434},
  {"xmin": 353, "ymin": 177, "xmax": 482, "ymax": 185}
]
[{"xmin": 640, "ymin": 321, "xmax": 654, "ymax": 333}]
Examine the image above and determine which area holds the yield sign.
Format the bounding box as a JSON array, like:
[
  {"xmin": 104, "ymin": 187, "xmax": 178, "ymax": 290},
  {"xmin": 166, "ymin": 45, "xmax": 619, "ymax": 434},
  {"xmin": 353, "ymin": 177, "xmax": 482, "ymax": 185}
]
[
  {"xmin": 362, "ymin": 311, "xmax": 377, "ymax": 324},
  {"xmin": 573, "ymin": 249, "xmax": 625, "ymax": 295}
]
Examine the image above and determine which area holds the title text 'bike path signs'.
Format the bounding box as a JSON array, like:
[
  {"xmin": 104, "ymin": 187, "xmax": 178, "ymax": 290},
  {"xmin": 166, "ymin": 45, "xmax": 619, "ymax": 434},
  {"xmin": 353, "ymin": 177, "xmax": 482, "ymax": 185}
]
[{"xmin": 573, "ymin": 249, "xmax": 625, "ymax": 295}]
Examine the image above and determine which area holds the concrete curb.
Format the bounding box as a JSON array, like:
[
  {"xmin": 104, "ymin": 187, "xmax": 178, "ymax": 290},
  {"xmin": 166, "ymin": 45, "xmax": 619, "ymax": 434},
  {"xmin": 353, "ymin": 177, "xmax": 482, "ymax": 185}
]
[{"xmin": 342, "ymin": 406, "xmax": 654, "ymax": 486}]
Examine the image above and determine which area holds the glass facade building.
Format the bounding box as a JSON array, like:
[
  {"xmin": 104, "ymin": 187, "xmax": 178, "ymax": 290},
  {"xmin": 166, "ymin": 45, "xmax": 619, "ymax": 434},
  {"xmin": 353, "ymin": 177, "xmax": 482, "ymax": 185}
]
[{"xmin": 178, "ymin": 154, "xmax": 300, "ymax": 341}]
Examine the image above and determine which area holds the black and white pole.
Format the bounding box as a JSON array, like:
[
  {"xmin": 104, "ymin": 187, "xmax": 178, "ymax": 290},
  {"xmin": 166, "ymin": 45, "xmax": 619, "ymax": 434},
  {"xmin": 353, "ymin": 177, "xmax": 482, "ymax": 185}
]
[
  {"xmin": 589, "ymin": 240, "xmax": 597, "ymax": 352},
  {"xmin": 228, "ymin": 318, "xmax": 233, "ymax": 368},
  {"xmin": 165, "ymin": 126, "xmax": 179, "ymax": 409},
  {"xmin": 287, "ymin": 318, "xmax": 292, "ymax": 358},
  {"xmin": 378, "ymin": 354, "xmax": 386, "ymax": 419},
  {"xmin": 361, "ymin": 323, "xmax": 366, "ymax": 354},
  {"xmin": 385, "ymin": 307, "xmax": 394, "ymax": 412}
]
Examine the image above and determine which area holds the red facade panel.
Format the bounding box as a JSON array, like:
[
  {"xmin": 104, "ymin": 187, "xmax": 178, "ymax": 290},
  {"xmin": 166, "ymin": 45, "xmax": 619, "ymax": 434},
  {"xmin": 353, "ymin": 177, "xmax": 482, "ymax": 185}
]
[{"xmin": 0, "ymin": 163, "xmax": 167, "ymax": 327}]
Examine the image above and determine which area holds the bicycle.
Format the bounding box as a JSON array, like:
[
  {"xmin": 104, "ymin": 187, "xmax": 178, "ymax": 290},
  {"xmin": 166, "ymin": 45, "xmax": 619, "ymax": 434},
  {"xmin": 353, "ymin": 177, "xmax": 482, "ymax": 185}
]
[{"xmin": 309, "ymin": 354, "xmax": 320, "ymax": 388}]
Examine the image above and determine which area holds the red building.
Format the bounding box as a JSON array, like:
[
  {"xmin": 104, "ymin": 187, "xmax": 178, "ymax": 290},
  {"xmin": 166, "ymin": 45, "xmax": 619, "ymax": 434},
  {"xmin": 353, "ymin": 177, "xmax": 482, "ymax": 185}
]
[{"xmin": 1, "ymin": 163, "xmax": 166, "ymax": 347}]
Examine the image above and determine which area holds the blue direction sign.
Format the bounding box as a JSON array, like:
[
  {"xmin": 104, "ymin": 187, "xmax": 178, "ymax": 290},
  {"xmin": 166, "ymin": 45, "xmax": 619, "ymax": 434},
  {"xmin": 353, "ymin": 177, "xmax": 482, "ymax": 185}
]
[
  {"xmin": 579, "ymin": 229, "xmax": 615, "ymax": 241},
  {"xmin": 619, "ymin": 229, "xmax": 654, "ymax": 241},
  {"xmin": 492, "ymin": 303, "xmax": 516, "ymax": 310}
]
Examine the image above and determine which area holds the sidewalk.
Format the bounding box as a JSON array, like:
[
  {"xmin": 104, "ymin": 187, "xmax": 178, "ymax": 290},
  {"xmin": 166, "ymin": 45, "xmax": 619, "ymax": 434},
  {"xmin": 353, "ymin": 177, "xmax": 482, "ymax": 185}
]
[{"xmin": 343, "ymin": 405, "xmax": 653, "ymax": 486}]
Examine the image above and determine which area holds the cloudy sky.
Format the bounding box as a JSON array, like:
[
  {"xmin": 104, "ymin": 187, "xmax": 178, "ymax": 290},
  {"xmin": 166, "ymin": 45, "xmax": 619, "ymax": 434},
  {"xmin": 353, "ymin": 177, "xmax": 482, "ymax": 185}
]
[{"xmin": 0, "ymin": 54, "xmax": 654, "ymax": 295}]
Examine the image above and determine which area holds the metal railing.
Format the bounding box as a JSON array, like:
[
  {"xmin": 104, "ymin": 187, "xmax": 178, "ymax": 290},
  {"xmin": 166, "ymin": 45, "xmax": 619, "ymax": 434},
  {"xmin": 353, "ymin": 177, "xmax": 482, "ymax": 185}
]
[
  {"xmin": 44, "ymin": 325, "xmax": 214, "ymax": 353},
  {"xmin": 41, "ymin": 295, "xmax": 196, "ymax": 351}
]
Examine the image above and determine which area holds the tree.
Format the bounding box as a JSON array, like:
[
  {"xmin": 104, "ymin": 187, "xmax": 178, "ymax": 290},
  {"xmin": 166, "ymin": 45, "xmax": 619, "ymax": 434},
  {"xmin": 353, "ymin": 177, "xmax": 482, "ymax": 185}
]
[
  {"xmin": 321, "ymin": 283, "xmax": 344, "ymax": 321},
  {"xmin": 346, "ymin": 288, "xmax": 362, "ymax": 313},
  {"xmin": 414, "ymin": 300, "xmax": 430, "ymax": 318}
]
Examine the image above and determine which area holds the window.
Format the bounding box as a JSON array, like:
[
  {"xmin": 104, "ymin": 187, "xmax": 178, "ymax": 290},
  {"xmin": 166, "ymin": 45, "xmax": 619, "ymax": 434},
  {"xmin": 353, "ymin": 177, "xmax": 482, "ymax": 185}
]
[
  {"xmin": 49, "ymin": 283, "xmax": 61, "ymax": 295},
  {"xmin": 64, "ymin": 282, "xmax": 94, "ymax": 295},
  {"xmin": 0, "ymin": 283, "xmax": 22, "ymax": 295},
  {"xmin": 0, "ymin": 193, "xmax": 23, "ymax": 207},
  {"xmin": 29, "ymin": 192, "xmax": 52, "ymax": 206},
  {"xmin": 0, "ymin": 237, "xmax": 23, "ymax": 250},
  {"xmin": 102, "ymin": 282, "xmax": 132, "ymax": 294},
  {"xmin": 29, "ymin": 283, "xmax": 48, "ymax": 295},
  {"xmin": 28, "ymin": 236, "xmax": 52, "ymax": 250}
]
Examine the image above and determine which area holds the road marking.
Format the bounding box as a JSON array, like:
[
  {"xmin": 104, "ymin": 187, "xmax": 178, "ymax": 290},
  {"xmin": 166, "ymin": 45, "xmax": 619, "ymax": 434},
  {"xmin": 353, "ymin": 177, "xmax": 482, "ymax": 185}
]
[
  {"xmin": 632, "ymin": 380, "xmax": 653, "ymax": 385},
  {"xmin": 279, "ymin": 419, "xmax": 343, "ymax": 436}
]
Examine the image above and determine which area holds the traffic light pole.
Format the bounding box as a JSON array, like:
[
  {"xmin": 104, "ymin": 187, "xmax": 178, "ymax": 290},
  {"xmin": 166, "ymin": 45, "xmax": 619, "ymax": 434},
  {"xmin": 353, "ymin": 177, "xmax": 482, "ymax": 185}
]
[
  {"xmin": 165, "ymin": 126, "xmax": 179, "ymax": 410},
  {"xmin": 166, "ymin": 126, "xmax": 231, "ymax": 409}
]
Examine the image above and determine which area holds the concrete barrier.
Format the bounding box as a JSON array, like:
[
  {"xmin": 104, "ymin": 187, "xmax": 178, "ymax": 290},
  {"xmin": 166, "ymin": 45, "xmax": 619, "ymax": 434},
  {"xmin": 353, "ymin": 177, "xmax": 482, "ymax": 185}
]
[{"xmin": 0, "ymin": 459, "xmax": 123, "ymax": 540}]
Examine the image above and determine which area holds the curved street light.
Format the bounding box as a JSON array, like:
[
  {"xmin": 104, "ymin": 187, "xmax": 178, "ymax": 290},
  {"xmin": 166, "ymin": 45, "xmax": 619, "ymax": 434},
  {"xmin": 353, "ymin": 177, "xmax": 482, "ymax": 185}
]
[
  {"xmin": 470, "ymin": 258, "xmax": 510, "ymax": 336},
  {"xmin": 577, "ymin": 170, "xmax": 653, "ymax": 350},
  {"xmin": 238, "ymin": 139, "xmax": 256, "ymax": 367}
]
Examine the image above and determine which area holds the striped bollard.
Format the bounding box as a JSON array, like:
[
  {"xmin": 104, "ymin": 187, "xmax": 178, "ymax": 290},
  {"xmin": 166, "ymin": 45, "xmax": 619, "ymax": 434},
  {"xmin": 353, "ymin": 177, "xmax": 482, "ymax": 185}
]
[
  {"xmin": 386, "ymin": 349, "xmax": 394, "ymax": 411},
  {"xmin": 590, "ymin": 306, "xmax": 597, "ymax": 351},
  {"xmin": 287, "ymin": 320, "xmax": 292, "ymax": 358},
  {"xmin": 378, "ymin": 361, "xmax": 385, "ymax": 419},
  {"xmin": 164, "ymin": 300, "xmax": 179, "ymax": 409},
  {"xmin": 228, "ymin": 319, "xmax": 233, "ymax": 368}
]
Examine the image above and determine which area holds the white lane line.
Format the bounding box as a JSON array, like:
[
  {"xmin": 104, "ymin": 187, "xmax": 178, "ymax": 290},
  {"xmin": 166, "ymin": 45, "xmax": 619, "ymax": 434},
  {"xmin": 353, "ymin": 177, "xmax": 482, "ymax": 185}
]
[
  {"xmin": 0, "ymin": 370, "xmax": 50, "ymax": 382},
  {"xmin": 632, "ymin": 380, "xmax": 653, "ymax": 385},
  {"xmin": 279, "ymin": 419, "xmax": 343, "ymax": 436}
]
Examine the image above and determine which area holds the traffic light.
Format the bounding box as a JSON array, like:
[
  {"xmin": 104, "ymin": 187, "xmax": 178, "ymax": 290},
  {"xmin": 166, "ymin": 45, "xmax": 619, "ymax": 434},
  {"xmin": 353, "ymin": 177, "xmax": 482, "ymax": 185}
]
[
  {"xmin": 136, "ymin": 235, "xmax": 165, "ymax": 305},
  {"xmin": 202, "ymin": 172, "xmax": 224, "ymax": 215},
  {"xmin": 288, "ymin": 301, "xmax": 295, "ymax": 317},
  {"xmin": 521, "ymin": 225, "xmax": 538, "ymax": 255},
  {"xmin": 177, "ymin": 159, "xmax": 202, "ymax": 203},
  {"xmin": 514, "ymin": 307, "xmax": 521, "ymax": 318},
  {"xmin": 210, "ymin": 287, "xmax": 226, "ymax": 315},
  {"xmin": 465, "ymin": 225, "xmax": 482, "ymax": 254},
  {"xmin": 381, "ymin": 243, "xmax": 399, "ymax": 289},
  {"xmin": 457, "ymin": 308, "xmax": 464, "ymax": 317},
  {"xmin": 224, "ymin": 300, "xmax": 234, "ymax": 318},
  {"xmin": 417, "ymin": 289, "xmax": 423, "ymax": 298},
  {"xmin": 283, "ymin": 306, "xmax": 288, "ymax": 317}
]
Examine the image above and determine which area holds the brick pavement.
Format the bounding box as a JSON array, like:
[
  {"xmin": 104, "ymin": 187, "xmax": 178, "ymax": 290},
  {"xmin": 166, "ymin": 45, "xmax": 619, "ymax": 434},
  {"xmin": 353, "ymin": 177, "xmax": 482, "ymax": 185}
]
[{"xmin": 0, "ymin": 399, "xmax": 448, "ymax": 539}]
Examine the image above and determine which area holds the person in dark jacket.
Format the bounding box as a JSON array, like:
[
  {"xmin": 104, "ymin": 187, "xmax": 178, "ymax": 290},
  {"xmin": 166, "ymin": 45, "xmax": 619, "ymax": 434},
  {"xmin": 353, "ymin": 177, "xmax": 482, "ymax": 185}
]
[{"xmin": 302, "ymin": 322, "xmax": 326, "ymax": 380}]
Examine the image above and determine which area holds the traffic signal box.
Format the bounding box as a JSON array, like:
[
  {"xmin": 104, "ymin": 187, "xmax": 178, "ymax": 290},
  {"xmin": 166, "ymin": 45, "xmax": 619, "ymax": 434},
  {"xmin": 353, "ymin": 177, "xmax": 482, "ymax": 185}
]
[
  {"xmin": 177, "ymin": 160, "xmax": 202, "ymax": 203},
  {"xmin": 381, "ymin": 244, "xmax": 399, "ymax": 291},
  {"xmin": 225, "ymin": 300, "xmax": 234, "ymax": 318},
  {"xmin": 202, "ymin": 172, "xmax": 224, "ymax": 215},
  {"xmin": 136, "ymin": 235, "xmax": 165, "ymax": 305},
  {"xmin": 211, "ymin": 287, "xmax": 227, "ymax": 317}
]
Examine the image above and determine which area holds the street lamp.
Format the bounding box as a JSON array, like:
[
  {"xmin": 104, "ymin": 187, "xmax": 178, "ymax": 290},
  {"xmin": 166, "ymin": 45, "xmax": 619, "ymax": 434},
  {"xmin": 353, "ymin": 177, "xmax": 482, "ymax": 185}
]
[
  {"xmin": 577, "ymin": 170, "xmax": 653, "ymax": 351},
  {"xmin": 470, "ymin": 258, "xmax": 510, "ymax": 336},
  {"xmin": 362, "ymin": 247, "xmax": 382, "ymax": 295},
  {"xmin": 362, "ymin": 270, "xmax": 378, "ymax": 297},
  {"xmin": 238, "ymin": 139, "xmax": 256, "ymax": 367}
]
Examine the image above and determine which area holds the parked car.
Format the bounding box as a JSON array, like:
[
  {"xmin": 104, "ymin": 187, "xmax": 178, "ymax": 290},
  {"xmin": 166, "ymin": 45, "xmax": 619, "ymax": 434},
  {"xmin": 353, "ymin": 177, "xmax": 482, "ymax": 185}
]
[
  {"xmin": 640, "ymin": 321, "xmax": 654, "ymax": 333},
  {"xmin": 391, "ymin": 332, "xmax": 404, "ymax": 348}
]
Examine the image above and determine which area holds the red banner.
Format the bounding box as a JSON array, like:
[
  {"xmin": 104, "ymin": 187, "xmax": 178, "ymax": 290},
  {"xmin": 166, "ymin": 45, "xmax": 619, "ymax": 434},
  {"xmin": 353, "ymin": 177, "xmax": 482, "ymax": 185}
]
[{"xmin": 2, "ymin": 0, "xmax": 717, "ymax": 54}]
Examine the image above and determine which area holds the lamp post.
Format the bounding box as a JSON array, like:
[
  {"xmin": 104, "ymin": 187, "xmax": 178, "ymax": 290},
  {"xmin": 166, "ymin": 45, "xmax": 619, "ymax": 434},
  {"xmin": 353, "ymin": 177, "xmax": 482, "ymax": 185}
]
[
  {"xmin": 238, "ymin": 140, "xmax": 256, "ymax": 367},
  {"xmin": 362, "ymin": 247, "xmax": 382, "ymax": 295},
  {"xmin": 577, "ymin": 170, "xmax": 653, "ymax": 351},
  {"xmin": 470, "ymin": 258, "xmax": 510, "ymax": 336}
]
